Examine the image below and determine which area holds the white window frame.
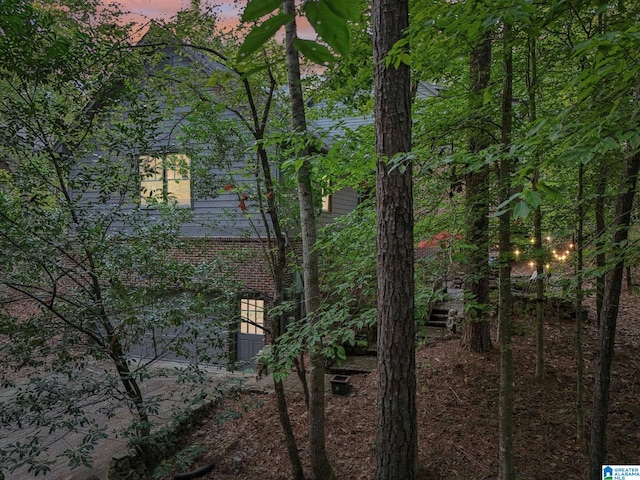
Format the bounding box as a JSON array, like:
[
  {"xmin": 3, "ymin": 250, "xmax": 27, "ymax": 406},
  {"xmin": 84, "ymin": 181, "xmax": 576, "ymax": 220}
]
[
  {"xmin": 239, "ymin": 298, "xmax": 265, "ymax": 335},
  {"xmin": 140, "ymin": 153, "xmax": 191, "ymax": 207}
]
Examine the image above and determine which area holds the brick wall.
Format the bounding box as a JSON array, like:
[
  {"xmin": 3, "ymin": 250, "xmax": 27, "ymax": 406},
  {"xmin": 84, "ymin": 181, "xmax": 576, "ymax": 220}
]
[{"xmin": 172, "ymin": 237, "xmax": 280, "ymax": 300}]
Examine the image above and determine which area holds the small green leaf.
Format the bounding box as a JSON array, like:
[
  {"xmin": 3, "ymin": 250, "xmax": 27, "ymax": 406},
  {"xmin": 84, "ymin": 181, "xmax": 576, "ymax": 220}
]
[
  {"xmin": 513, "ymin": 200, "xmax": 530, "ymax": 220},
  {"xmin": 323, "ymin": 0, "xmax": 360, "ymax": 21},
  {"xmin": 241, "ymin": 0, "xmax": 282, "ymax": 22},
  {"xmin": 523, "ymin": 189, "xmax": 541, "ymax": 209},
  {"xmin": 238, "ymin": 13, "xmax": 294, "ymax": 60},
  {"xmin": 294, "ymin": 38, "xmax": 336, "ymax": 65},
  {"xmin": 495, "ymin": 191, "xmax": 521, "ymax": 212},
  {"xmin": 526, "ymin": 118, "xmax": 547, "ymax": 138},
  {"xmin": 536, "ymin": 181, "xmax": 563, "ymax": 200},
  {"xmin": 595, "ymin": 136, "xmax": 619, "ymax": 154},
  {"xmin": 304, "ymin": 0, "xmax": 350, "ymax": 54}
]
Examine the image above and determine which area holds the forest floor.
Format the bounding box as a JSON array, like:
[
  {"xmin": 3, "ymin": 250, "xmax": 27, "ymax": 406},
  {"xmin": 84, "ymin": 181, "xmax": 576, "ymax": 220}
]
[{"xmin": 158, "ymin": 287, "xmax": 640, "ymax": 480}]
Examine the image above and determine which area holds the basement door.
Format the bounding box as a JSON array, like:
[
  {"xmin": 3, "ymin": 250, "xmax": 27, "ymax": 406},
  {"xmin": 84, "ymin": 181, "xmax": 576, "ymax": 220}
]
[{"xmin": 237, "ymin": 297, "xmax": 265, "ymax": 366}]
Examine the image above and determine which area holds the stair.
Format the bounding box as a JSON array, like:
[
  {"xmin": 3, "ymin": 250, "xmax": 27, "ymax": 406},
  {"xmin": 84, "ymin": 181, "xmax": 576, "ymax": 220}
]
[{"xmin": 426, "ymin": 306, "xmax": 449, "ymax": 328}]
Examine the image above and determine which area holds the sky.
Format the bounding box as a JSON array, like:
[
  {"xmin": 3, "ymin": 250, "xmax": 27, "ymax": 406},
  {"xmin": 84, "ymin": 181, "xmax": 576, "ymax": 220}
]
[
  {"xmin": 114, "ymin": 0, "xmax": 244, "ymax": 33},
  {"xmin": 111, "ymin": 0, "xmax": 315, "ymax": 41}
]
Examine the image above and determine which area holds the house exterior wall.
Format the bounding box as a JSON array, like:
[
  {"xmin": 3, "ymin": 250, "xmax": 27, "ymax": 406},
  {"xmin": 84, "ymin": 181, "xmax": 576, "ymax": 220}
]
[
  {"xmin": 171, "ymin": 237, "xmax": 278, "ymax": 299},
  {"xmin": 67, "ymin": 38, "xmax": 360, "ymax": 367},
  {"xmin": 318, "ymin": 186, "xmax": 359, "ymax": 228}
]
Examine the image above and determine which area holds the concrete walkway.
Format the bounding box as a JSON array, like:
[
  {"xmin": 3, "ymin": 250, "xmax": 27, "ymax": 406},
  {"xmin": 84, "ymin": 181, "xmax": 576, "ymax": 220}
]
[
  {"xmin": 1, "ymin": 356, "xmax": 377, "ymax": 480},
  {"xmin": 0, "ymin": 363, "xmax": 263, "ymax": 480}
]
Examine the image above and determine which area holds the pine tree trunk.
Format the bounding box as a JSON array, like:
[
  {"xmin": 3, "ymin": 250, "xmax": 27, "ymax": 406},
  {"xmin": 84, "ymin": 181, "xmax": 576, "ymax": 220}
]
[
  {"xmin": 373, "ymin": 0, "xmax": 416, "ymax": 477},
  {"xmin": 498, "ymin": 22, "xmax": 514, "ymax": 480},
  {"xmin": 588, "ymin": 152, "xmax": 640, "ymax": 480},
  {"xmin": 282, "ymin": 1, "xmax": 334, "ymax": 478},
  {"xmin": 461, "ymin": 31, "xmax": 492, "ymax": 353}
]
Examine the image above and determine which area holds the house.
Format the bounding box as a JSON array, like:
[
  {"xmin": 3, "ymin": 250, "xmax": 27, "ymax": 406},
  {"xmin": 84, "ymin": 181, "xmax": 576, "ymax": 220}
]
[{"xmin": 67, "ymin": 28, "xmax": 364, "ymax": 367}]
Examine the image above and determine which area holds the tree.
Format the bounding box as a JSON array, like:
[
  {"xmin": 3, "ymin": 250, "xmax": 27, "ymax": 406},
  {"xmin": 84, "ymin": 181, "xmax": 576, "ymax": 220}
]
[
  {"xmin": 178, "ymin": 25, "xmax": 309, "ymax": 478},
  {"xmin": 497, "ymin": 18, "xmax": 515, "ymax": 480},
  {"xmin": 238, "ymin": 1, "xmax": 360, "ymax": 477},
  {"xmin": 461, "ymin": 26, "xmax": 493, "ymax": 353},
  {"xmin": 589, "ymin": 150, "xmax": 640, "ymax": 479},
  {"xmin": 372, "ymin": 0, "xmax": 417, "ymax": 478},
  {"xmin": 0, "ymin": 5, "xmax": 238, "ymax": 474},
  {"xmin": 279, "ymin": 0, "xmax": 336, "ymax": 476}
]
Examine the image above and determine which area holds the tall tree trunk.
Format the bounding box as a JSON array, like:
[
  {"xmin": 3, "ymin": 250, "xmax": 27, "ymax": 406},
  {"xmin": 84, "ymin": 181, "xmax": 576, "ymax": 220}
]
[
  {"xmin": 282, "ymin": 1, "xmax": 335, "ymax": 479},
  {"xmin": 271, "ymin": 311, "xmax": 305, "ymax": 480},
  {"xmin": 372, "ymin": 0, "xmax": 416, "ymax": 477},
  {"xmin": 258, "ymin": 138, "xmax": 304, "ymax": 477},
  {"xmin": 498, "ymin": 21, "xmax": 514, "ymax": 480},
  {"xmin": 594, "ymin": 164, "xmax": 607, "ymax": 326},
  {"xmin": 533, "ymin": 198, "xmax": 545, "ymax": 378},
  {"xmin": 594, "ymin": 11, "xmax": 607, "ymax": 327},
  {"xmin": 575, "ymin": 163, "xmax": 585, "ymax": 442},
  {"xmin": 527, "ymin": 35, "xmax": 545, "ymax": 379},
  {"xmin": 588, "ymin": 151, "xmax": 640, "ymax": 480},
  {"xmin": 461, "ymin": 31, "xmax": 492, "ymax": 353}
]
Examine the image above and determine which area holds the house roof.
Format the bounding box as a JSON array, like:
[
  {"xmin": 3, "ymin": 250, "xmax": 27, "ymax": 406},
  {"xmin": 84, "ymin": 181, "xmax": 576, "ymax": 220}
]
[{"xmin": 307, "ymin": 81, "xmax": 441, "ymax": 147}]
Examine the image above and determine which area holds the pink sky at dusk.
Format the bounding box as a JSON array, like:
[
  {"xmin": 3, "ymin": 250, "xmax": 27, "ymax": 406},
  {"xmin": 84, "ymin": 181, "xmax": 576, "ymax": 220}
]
[
  {"xmin": 113, "ymin": 0, "xmax": 244, "ymax": 32},
  {"xmin": 110, "ymin": 0, "xmax": 315, "ymax": 41}
]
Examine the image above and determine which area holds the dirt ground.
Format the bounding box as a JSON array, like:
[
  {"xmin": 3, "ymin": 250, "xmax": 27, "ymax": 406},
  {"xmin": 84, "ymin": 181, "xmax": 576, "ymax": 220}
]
[{"xmin": 159, "ymin": 288, "xmax": 640, "ymax": 480}]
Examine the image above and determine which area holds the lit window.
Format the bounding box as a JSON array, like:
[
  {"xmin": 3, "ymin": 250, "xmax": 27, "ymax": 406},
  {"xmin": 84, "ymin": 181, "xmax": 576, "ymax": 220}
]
[
  {"xmin": 240, "ymin": 298, "xmax": 264, "ymax": 335},
  {"xmin": 322, "ymin": 193, "xmax": 332, "ymax": 213},
  {"xmin": 140, "ymin": 153, "xmax": 191, "ymax": 207}
]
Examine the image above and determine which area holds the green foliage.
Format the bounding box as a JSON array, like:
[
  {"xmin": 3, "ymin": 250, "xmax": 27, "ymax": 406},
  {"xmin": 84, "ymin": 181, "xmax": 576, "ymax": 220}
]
[
  {"xmin": 304, "ymin": 0, "xmax": 353, "ymax": 55},
  {"xmin": 241, "ymin": 0, "xmax": 283, "ymax": 22},
  {"xmin": 238, "ymin": 13, "xmax": 294, "ymax": 60},
  {"xmin": 152, "ymin": 444, "xmax": 207, "ymax": 480},
  {"xmin": 238, "ymin": 0, "xmax": 362, "ymax": 65},
  {"xmin": 294, "ymin": 39, "xmax": 336, "ymax": 65},
  {"xmin": 0, "ymin": 7, "xmax": 244, "ymax": 475}
]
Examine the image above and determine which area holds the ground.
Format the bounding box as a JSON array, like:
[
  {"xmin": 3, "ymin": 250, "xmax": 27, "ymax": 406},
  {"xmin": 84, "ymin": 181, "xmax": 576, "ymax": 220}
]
[{"xmin": 158, "ymin": 288, "xmax": 640, "ymax": 480}]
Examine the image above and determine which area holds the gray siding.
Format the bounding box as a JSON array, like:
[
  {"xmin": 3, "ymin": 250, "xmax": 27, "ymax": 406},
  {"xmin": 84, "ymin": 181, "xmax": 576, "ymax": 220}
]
[
  {"xmin": 318, "ymin": 187, "xmax": 359, "ymax": 228},
  {"xmin": 70, "ymin": 41, "xmax": 364, "ymax": 241},
  {"xmin": 70, "ymin": 44, "xmax": 271, "ymax": 238}
]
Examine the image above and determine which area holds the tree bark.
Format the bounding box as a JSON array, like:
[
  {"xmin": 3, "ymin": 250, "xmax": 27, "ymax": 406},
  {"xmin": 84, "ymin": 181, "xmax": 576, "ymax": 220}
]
[
  {"xmin": 498, "ymin": 21, "xmax": 514, "ymax": 480},
  {"xmin": 258, "ymin": 142, "xmax": 304, "ymax": 478},
  {"xmin": 373, "ymin": 0, "xmax": 416, "ymax": 478},
  {"xmin": 533, "ymin": 199, "xmax": 545, "ymax": 379},
  {"xmin": 594, "ymin": 161, "xmax": 607, "ymax": 326},
  {"xmin": 527, "ymin": 35, "xmax": 544, "ymax": 379},
  {"xmin": 588, "ymin": 152, "xmax": 640, "ymax": 480},
  {"xmin": 282, "ymin": 1, "xmax": 335, "ymax": 479},
  {"xmin": 575, "ymin": 163, "xmax": 585, "ymax": 442},
  {"xmin": 461, "ymin": 31, "xmax": 493, "ymax": 353}
]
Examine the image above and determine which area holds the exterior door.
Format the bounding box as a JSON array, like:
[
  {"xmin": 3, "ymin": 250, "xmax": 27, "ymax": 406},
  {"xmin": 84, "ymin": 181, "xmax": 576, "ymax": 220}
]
[{"xmin": 237, "ymin": 297, "xmax": 265, "ymax": 366}]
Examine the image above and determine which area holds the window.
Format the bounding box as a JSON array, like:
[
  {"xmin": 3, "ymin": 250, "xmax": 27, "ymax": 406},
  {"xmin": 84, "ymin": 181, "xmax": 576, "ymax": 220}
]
[
  {"xmin": 239, "ymin": 298, "xmax": 264, "ymax": 335},
  {"xmin": 321, "ymin": 180, "xmax": 332, "ymax": 213},
  {"xmin": 140, "ymin": 153, "xmax": 191, "ymax": 207},
  {"xmin": 322, "ymin": 193, "xmax": 332, "ymax": 213}
]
